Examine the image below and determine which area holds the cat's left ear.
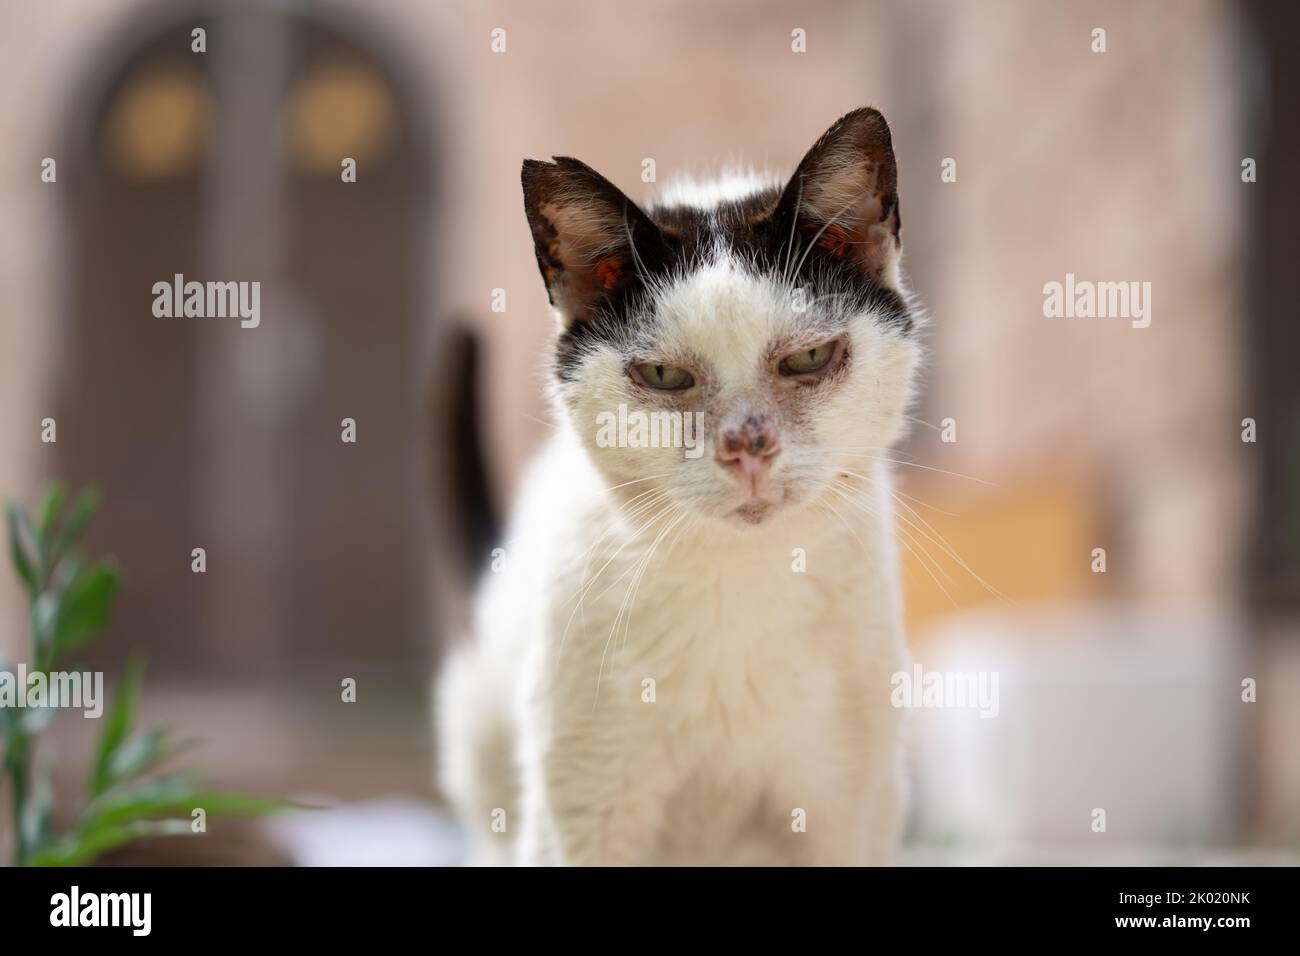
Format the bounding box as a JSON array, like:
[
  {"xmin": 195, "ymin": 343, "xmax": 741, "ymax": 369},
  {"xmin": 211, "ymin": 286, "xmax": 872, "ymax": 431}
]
[
  {"xmin": 521, "ymin": 157, "xmax": 663, "ymax": 327},
  {"xmin": 776, "ymin": 107, "xmax": 902, "ymax": 289}
]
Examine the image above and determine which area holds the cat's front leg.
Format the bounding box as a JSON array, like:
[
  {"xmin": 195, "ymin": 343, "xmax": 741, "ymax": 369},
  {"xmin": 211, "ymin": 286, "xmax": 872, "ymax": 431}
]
[
  {"xmin": 769, "ymin": 693, "xmax": 906, "ymax": 866},
  {"xmin": 769, "ymin": 757, "xmax": 903, "ymax": 866},
  {"xmin": 515, "ymin": 712, "xmax": 676, "ymax": 866}
]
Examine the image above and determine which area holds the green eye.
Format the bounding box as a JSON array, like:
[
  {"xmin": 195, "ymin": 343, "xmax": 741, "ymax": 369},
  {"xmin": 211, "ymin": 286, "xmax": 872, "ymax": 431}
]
[
  {"xmin": 633, "ymin": 362, "xmax": 694, "ymax": 390},
  {"xmin": 780, "ymin": 340, "xmax": 839, "ymax": 376}
]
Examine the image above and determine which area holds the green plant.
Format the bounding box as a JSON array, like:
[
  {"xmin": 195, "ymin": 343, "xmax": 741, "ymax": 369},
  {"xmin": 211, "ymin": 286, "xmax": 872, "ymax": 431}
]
[{"xmin": 2, "ymin": 483, "xmax": 294, "ymax": 866}]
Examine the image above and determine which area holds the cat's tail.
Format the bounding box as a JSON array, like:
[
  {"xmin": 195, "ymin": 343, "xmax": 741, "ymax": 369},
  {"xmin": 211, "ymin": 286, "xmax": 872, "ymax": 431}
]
[{"xmin": 431, "ymin": 324, "xmax": 501, "ymax": 579}]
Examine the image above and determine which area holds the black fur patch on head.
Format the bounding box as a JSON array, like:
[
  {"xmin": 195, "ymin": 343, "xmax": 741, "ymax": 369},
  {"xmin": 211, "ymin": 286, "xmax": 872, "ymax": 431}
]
[{"xmin": 523, "ymin": 108, "xmax": 913, "ymax": 382}]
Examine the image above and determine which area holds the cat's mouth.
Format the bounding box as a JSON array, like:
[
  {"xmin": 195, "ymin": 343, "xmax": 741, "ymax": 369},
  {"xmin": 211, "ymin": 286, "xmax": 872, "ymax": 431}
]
[
  {"xmin": 730, "ymin": 487, "xmax": 788, "ymax": 525},
  {"xmin": 733, "ymin": 500, "xmax": 772, "ymax": 523}
]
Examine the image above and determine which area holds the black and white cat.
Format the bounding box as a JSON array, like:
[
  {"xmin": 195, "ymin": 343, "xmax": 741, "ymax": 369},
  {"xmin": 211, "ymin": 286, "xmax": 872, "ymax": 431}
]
[{"xmin": 438, "ymin": 108, "xmax": 922, "ymax": 865}]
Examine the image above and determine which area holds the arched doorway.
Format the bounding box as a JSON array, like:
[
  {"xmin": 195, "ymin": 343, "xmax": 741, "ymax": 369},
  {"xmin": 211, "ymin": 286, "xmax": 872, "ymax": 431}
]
[{"xmin": 55, "ymin": 4, "xmax": 435, "ymax": 691}]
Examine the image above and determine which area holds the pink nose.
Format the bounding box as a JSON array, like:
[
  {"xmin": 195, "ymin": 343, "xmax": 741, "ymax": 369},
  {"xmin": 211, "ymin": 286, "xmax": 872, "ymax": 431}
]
[{"xmin": 716, "ymin": 416, "xmax": 780, "ymax": 478}]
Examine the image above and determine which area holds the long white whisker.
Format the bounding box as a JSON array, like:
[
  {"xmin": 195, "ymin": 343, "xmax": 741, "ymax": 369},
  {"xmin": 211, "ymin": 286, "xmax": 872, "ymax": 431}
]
[
  {"xmin": 892, "ymin": 486, "xmax": 960, "ymax": 517},
  {"xmin": 831, "ymin": 451, "xmax": 997, "ymax": 487},
  {"xmin": 556, "ymin": 495, "xmax": 673, "ymax": 666},
  {"xmin": 594, "ymin": 509, "xmax": 685, "ymax": 707},
  {"xmin": 889, "ymin": 490, "xmax": 1012, "ymax": 604},
  {"xmin": 829, "ymin": 480, "xmax": 958, "ymax": 605},
  {"xmin": 600, "ymin": 473, "xmax": 672, "ymax": 495}
]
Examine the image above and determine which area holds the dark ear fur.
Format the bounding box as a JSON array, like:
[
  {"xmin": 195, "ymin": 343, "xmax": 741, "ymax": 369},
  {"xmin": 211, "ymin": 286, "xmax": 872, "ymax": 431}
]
[
  {"xmin": 521, "ymin": 157, "xmax": 663, "ymax": 325},
  {"xmin": 774, "ymin": 107, "xmax": 902, "ymax": 287}
]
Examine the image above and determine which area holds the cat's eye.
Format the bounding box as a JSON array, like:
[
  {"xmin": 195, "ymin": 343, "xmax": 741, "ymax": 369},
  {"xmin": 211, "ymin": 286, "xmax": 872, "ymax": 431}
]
[
  {"xmin": 779, "ymin": 340, "xmax": 840, "ymax": 377},
  {"xmin": 631, "ymin": 362, "xmax": 695, "ymax": 391}
]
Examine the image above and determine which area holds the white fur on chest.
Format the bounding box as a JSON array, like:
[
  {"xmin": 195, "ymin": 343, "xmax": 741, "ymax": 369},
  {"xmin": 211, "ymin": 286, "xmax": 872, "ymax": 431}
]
[{"xmin": 485, "ymin": 434, "xmax": 907, "ymax": 865}]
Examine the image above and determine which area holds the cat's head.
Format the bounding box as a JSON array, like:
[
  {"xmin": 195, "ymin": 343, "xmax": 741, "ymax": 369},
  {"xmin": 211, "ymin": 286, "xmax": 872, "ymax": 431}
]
[{"xmin": 521, "ymin": 108, "xmax": 921, "ymax": 529}]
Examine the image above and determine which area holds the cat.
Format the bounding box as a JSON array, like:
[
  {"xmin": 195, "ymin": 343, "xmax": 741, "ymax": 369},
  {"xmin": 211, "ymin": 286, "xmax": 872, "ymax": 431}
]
[{"xmin": 437, "ymin": 107, "xmax": 922, "ymax": 866}]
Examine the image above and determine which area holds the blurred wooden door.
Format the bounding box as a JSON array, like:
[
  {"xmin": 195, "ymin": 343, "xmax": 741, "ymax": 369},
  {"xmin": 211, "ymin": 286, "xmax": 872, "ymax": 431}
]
[{"xmin": 56, "ymin": 8, "xmax": 433, "ymax": 688}]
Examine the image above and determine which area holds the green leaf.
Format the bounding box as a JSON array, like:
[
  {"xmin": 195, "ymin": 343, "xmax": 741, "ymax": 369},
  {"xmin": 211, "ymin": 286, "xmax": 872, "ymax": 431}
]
[
  {"xmin": 81, "ymin": 772, "xmax": 194, "ymax": 824},
  {"xmin": 109, "ymin": 790, "xmax": 293, "ymax": 825},
  {"xmin": 48, "ymin": 487, "xmax": 101, "ymax": 568},
  {"xmin": 89, "ymin": 658, "xmax": 144, "ymax": 797},
  {"xmin": 50, "ymin": 560, "xmax": 120, "ymax": 662},
  {"xmin": 0, "ymin": 648, "xmax": 10, "ymax": 737},
  {"xmin": 35, "ymin": 482, "xmax": 67, "ymax": 543},
  {"xmin": 87, "ymin": 790, "xmax": 296, "ymax": 833},
  {"xmin": 106, "ymin": 728, "xmax": 198, "ymax": 791},
  {"xmin": 31, "ymin": 556, "xmax": 79, "ymax": 669},
  {"xmin": 19, "ymin": 773, "xmax": 55, "ymax": 863},
  {"xmin": 68, "ymin": 773, "xmax": 303, "ymax": 866},
  {"xmin": 26, "ymin": 819, "xmax": 193, "ymax": 867},
  {"xmin": 82, "ymin": 773, "xmax": 299, "ymax": 833},
  {"xmin": 5, "ymin": 502, "xmax": 39, "ymax": 598},
  {"xmin": 17, "ymin": 701, "xmax": 57, "ymax": 735},
  {"xmin": 30, "ymin": 592, "xmax": 59, "ymax": 669}
]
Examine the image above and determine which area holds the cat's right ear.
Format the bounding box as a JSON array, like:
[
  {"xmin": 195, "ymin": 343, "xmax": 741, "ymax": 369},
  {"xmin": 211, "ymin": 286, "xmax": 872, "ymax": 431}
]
[{"xmin": 521, "ymin": 157, "xmax": 662, "ymax": 326}]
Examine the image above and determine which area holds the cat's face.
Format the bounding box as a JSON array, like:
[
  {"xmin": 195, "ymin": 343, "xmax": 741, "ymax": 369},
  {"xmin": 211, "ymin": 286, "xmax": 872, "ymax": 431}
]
[{"xmin": 522, "ymin": 109, "xmax": 921, "ymax": 529}]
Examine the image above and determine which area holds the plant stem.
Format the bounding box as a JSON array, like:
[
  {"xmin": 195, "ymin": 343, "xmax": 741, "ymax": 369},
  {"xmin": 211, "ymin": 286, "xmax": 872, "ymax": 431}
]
[{"xmin": 5, "ymin": 731, "xmax": 29, "ymax": 865}]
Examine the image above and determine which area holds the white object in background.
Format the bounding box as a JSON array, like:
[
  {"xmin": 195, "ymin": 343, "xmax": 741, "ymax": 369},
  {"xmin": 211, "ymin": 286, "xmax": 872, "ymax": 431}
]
[
  {"xmin": 264, "ymin": 796, "xmax": 467, "ymax": 866},
  {"xmin": 907, "ymin": 601, "xmax": 1244, "ymax": 850}
]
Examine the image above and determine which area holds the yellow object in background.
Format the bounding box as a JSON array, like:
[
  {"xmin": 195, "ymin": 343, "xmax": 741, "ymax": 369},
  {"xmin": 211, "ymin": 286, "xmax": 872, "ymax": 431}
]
[{"xmin": 898, "ymin": 474, "xmax": 1102, "ymax": 637}]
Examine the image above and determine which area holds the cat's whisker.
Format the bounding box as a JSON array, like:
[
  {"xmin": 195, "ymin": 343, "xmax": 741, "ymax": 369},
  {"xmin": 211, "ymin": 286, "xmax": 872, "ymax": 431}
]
[
  {"xmin": 615, "ymin": 508, "xmax": 687, "ymax": 657},
  {"xmin": 827, "ymin": 480, "xmax": 957, "ymax": 604},
  {"xmin": 829, "ymin": 475, "xmax": 955, "ymax": 583},
  {"xmin": 817, "ymin": 484, "xmax": 870, "ymax": 556},
  {"xmin": 558, "ymin": 496, "xmax": 672, "ymax": 676},
  {"xmin": 594, "ymin": 508, "xmax": 685, "ymax": 707},
  {"xmin": 556, "ymin": 495, "xmax": 674, "ymax": 665},
  {"xmin": 833, "ymin": 466, "xmax": 1008, "ymax": 604},
  {"xmin": 600, "ymin": 473, "xmax": 673, "ymax": 496},
  {"xmin": 883, "ymin": 501, "xmax": 958, "ymax": 586},
  {"xmin": 815, "ymin": 495, "xmax": 900, "ymax": 593},
  {"xmin": 829, "ymin": 465, "xmax": 1009, "ymax": 606},
  {"xmin": 830, "ymin": 451, "xmax": 997, "ymax": 487},
  {"xmin": 571, "ymin": 486, "xmax": 668, "ymax": 588},
  {"xmin": 521, "ymin": 412, "xmax": 558, "ymax": 430},
  {"xmin": 567, "ymin": 484, "xmax": 669, "ymax": 642},
  {"xmin": 629, "ymin": 512, "xmax": 698, "ymax": 660},
  {"xmin": 848, "ymin": 486, "xmax": 958, "ymax": 605},
  {"xmin": 823, "ymin": 447, "xmax": 921, "ymax": 467},
  {"xmin": 836, "ymin": 468, "xmax": 984, "ymax": 586},
  {"xmin": 822, "ymin": 483, "xmax": 936, "ymax": 599},
  {"xmin": 589, "ymin": 502, "xmax": 680, "ymax": 604},
  {"xmin": 891, "ymin": 486, "xmax": 960, "ymax": 517},
  {"xmin": 570, "ymin": 492, "xmax": 671, "ymax": 600},
  {"xmin": 591, "ymin": 489, "xmax": 670, "ymax": 562},
  {"xmin": 888, "ymin": 490, "xmax": 1012, "ymax": 605}
]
